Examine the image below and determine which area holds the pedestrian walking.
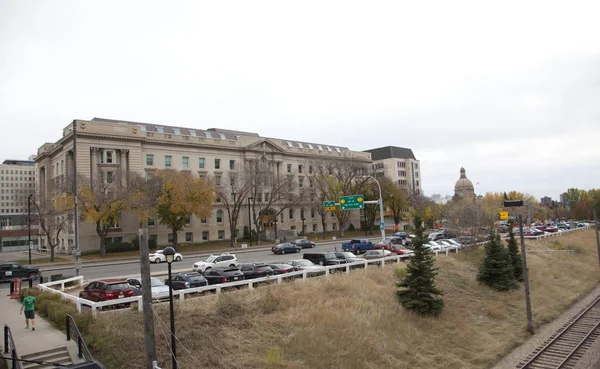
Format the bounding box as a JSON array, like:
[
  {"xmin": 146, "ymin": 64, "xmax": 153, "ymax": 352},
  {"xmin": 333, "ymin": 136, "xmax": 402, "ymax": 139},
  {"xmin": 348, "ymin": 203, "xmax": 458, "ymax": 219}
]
[{"xmin": 20, "ymin": 294, "xmax": 36, "ymax": 331}]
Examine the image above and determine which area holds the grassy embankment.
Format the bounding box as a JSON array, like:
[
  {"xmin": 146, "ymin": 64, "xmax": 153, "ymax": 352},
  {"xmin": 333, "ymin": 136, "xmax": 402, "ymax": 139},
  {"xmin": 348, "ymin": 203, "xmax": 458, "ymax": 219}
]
[{"xmin": 81, "ymin": 229, "xmax": 600, "ymax": 368}]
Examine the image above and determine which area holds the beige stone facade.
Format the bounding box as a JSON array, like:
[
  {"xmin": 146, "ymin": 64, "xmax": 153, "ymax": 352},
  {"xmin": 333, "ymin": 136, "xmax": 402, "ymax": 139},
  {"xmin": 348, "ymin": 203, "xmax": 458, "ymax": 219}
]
[{"xmin": 35, "ymin": 118, "xmax": 375, "ymax": 253}]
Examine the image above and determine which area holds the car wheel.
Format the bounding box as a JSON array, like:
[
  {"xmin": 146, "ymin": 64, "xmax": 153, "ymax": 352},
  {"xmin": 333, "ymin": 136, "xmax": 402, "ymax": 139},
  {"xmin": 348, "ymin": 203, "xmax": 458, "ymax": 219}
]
[
  {"xmin": 282, "ymin": 249, "xmax": 286, "ymax": 254},
  {"xmin": 229, "ymin": 264, "xmax": 236, "ymax": 267},
  {"xmin": 355, "ymin": 248, "xmax": 361, "ymax": 255},
  {"xmin": 154, "ymin": 259, "xmax": 161, "ymax": 263},
  {"xmin": 175, "ymin": 256, "xmax": 182, "ymax": 262},
  {"xmin": 28, "ymin": 272, "xmax": 37, "ymax": 280},
  {"xmin": 311, "ymin": 244, "xmax": 315, "ymax": 248},
  {"xmin": 296, "ymin": 248, "xmax": 301, "ymax": 253},
  {"xmin": 204, "ymin": 267, "xmax": 211, "ymax": 273}
]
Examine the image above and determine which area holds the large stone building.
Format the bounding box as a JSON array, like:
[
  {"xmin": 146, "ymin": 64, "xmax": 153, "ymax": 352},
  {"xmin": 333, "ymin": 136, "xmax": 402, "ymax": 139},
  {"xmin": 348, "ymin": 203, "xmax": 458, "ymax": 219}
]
[
  {"xmin": 453, "ymin": 167, "xmax": 476, "ymax": 201},
  {"xmin": 0, "ymin": 159, "xmax": 40, "ymax": 252},
  {"xmin": 35, "ymin": 118, "xmax": 379, "ymax": 253}
]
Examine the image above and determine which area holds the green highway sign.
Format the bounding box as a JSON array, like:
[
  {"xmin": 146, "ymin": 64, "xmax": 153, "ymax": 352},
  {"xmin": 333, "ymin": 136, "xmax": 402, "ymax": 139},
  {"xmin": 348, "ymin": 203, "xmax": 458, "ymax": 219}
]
[
  {"xmin": 339, "ymin": 194, "xmax": 364, "ymax": 210},
  {"xmin": 323, "ymin": 201, "xmax": 336, "ymax": 211}
]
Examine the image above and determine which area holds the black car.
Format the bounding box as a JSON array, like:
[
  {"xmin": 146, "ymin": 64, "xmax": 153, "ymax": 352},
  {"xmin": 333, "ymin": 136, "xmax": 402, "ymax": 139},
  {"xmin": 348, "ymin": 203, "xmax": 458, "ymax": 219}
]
[
  {"xmin": 267, "ymin": 263, "xmax": 297, "ymax": 274},
  {"xmin": 204, "ymin": 268, "xmax": 245, "ymax": 285},
  {"xmin": 163, "ymin": 273, "xmax": 208, "ymax": 290},
  {"xmin": 271, "ymin": 243, "xmax": 302, "ymax": 255},
  {"xmin": 303, "ymin": 252, "xmax": 348, "ymax": 266},
  {"xmin": 0, "ymin": 263, "xmax": 41, "ymax": 282},
  {"xmin": 239, "ymin": 263, "xmax": 274, "ymax": 279},
  {"xmin": 292, "ymin": 239, "xmax": 315, "ymax": 249}
]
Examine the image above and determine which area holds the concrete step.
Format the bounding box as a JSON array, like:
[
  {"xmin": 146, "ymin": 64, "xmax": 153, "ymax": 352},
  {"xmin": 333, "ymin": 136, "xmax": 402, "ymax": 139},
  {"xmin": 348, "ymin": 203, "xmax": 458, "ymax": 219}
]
[{"xmin": 21, "ymin": 346, "xmax": 73, "ymax": 369}]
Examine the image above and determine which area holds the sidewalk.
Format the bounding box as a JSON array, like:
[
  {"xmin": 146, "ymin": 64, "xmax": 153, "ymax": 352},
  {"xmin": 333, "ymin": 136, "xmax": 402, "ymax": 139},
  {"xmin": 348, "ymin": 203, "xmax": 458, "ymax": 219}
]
[{"xmin": 0, "ymin": 288, "xmax": 78, "ymax": 360}]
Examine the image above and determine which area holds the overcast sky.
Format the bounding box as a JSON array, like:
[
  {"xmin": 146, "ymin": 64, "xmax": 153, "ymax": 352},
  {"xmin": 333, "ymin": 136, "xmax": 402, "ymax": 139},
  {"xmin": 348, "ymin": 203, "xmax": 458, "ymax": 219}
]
[{"xmin": 1, "ymin": 1, "xmax": 599, "ymax": 200}]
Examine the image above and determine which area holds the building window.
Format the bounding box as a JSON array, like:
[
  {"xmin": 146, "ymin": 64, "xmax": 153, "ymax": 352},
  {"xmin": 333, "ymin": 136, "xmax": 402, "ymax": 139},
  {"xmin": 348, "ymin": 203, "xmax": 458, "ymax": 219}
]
[
  {"xmin": 398, "ymin": 171, "xmax": 406, "ymax": 177},
  {"xmin": 146, "ymin": 154, "xmax": 154, "ymax": 166},
  {"xmin": 414, "ymin": 164, "xmax": 419, "ymax": 169},
  {"xmin": 218, "ymin": 230, "xmax": 225, "ymax": 240},
  {"xmin": 106, "ymin": 151, "xmax": 113, "ymax": 164},
  {"xmin": 416, "ymin": 180, "xmax": 420, "ymax": 187},
  {"xmin": 165, "ymin": 155, "xmax": 172, "ymax": 167},
  {"xmin": 201, "ymin": 218, "xmax": 207, "ymax": 224},
  {"xmin": 299, "ymin": 178, "xmax": 303, "ymax": 188},
  {"xmin": 215, "ymin": 175, "xmax": 221, "ymax": 186},
  {"xmin": 216, "ymin": 210, "xmax": 223, "ymax": 223},
  {"xmin": 199, "ymin": 158, "xmax": 205, "ymax": 169},
  {"xmin": 168, "ymin": 233, "xmax": 173, "ymax": 243},
  {"xmin": 311, "ymin": 208, "xmax": 315, "ymax": 218},
  {"xmin": 289, "ymin": 208, "xmax": 294, "ymax": 220},
  {"xmin": 397, "ymin": 161, "xmax": 406, "ymax": 168},
  {"xmin": 298, "ymin": 164, "xmax": 303, "ymax": 173},
  {"xmin": 106, "ymin": 171, "xmax": 113, "ymax": 183},
  {"xmin": 202, "ymin": 231, "xmax": 209, "ymax": 241},
  {"xmin": 147, "ymin": 218, "xmax": 156, "ymax": 227},
  {"xmin": 300, "ymin": 208, "xmax": 305, "ymax": 219},
  {"xmin": 287, "ymin": 164, "xmax": 292, "ymax": 173},
  {"xmin": 230, "ymin": 193, "xmax": 236, "ymax": 202},
  {"xmin": 229, "ymin": 160, "xmax": 235, "ymax": 170},
  {"xmin": 415, "ymin": 172, "xmax": 419, "ymax": 178},
  {"xmin": 332, "ymin": 223, "xmax": 337, "ymax": 230},
  {"xmin": 185, "ymin": 232, "xmax": 193, "ymax": 242},
  {"xmin": 309, "ymin": 178, "xmax": 314, "ymax": 188},
  {"xmin": 215, "ymin": 159, "xmax": 220, "ymax": 169},
  {"xmin": 312, "ymin": 224, "xmax": 317, "ymax": 232},
  {"xmin": 399, "ymin": 180, "xmax": 407, "ymax": 185},
  {"xmin": 184, "ymin": 215, "xmax": 191, "ymax": 224},
  {"xmin": 182, "ymin": 157, "xmax": 189, "ymax": 169},
  {"xmin": 230, "ymin": 176, "xmax": 236, "ymax": 187},
  {"xmin": 264, "ymin": 193, "xmax": 269, "ymax": 202},
  {"xmin": 309, "ymin": 165, "xmax": 313, "ymax": 174}
]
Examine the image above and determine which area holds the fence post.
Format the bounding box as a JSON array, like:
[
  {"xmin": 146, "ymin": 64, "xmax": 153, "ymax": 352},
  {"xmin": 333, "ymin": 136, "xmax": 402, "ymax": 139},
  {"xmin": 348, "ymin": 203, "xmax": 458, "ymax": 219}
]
[
  {"xmin": 3, "ymin": 326, "xmax": 8, "ymax": 354},
  {"xmin": 248, "ymin": 281, "xmax": 254, "ymax": 290},
  {"xmin": 11, "ymin": 348, "xmax": 17, "ymax": 369},
  {"xmin": 66, "ymin": 316, "xmax": 71, "ymax": 341},
  {"xmin": 76, "ymin": 300, "xmax": 82, "ymax": 313},
  {"xmin": 346, "ymin": 265, "xmax": 350, "ymax": 275},
  {"xmin": 28, "ymin": 278, "xmax": 33, "ymax": 288},
  {"xmin": 138, "ymin": 297, "xmax": 143, "ymax": 312},
  {"xmin": 77, "ymin": 336, "xmax": 83, "ymax": 359},
  {"xmin": 302, "ymin": 271, "xmax": 307, "ymax": 281},
  {"xmin": 9, "ymin": 280, "xmax": 14, "ymax": 294}
]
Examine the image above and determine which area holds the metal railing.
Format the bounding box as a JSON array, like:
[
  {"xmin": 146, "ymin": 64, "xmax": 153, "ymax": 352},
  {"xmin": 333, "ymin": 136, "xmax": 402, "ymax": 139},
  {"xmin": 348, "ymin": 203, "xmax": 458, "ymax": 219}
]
[
  {"xmin": 3, "ymin": 325, "xmax": 23, "ymax": 369},
  {"xmin": 66, "ymin": 314, "xmax": 93, "ymax": 362}
]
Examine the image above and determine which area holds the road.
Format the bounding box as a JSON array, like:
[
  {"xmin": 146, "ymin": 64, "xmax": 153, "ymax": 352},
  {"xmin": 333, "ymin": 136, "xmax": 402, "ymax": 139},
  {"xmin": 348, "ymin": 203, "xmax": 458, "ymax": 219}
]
[{"xmin": 39, "ymin": 239, "xmax": 366, "ymax": 281}]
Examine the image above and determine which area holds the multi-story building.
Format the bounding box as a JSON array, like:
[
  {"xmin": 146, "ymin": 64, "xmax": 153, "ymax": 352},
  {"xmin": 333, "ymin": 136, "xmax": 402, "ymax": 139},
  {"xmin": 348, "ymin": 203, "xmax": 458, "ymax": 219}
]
[
  {"xmin": 35, "ymin": 118, "xmax": 375, "ymax": 253},
  {"xmin": 541, "ymin": 196, "xmax": 552, "ymax": 206},
  {"xmin": 0, "ymin": 159, "xmax": 40, "ymax": 252}
]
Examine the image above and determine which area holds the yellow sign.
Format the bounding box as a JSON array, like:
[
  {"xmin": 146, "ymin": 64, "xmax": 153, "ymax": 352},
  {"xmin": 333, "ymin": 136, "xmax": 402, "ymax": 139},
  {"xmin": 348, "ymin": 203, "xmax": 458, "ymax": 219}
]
[
  {"xmin": 340, "ymin": 199, "xmax": 346, "ymax": 204},
  {"xmin": 499, "ymin": 211, "xmax": 509, "ymax": 220}
]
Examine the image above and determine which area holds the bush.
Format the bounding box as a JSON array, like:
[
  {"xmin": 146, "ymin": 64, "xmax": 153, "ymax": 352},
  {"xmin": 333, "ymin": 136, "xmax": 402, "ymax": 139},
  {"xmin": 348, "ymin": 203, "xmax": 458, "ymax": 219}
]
[
  {"xmin": 131, "ymin": 236, "xmax": 157, "ymax": 250},
  {"xmin": 347, "ymin": 223, "xmax": 356, "ymax": 232},
  {"xmin": 105, "ymin": 242, "xmax": 135, "ymax": 253}
]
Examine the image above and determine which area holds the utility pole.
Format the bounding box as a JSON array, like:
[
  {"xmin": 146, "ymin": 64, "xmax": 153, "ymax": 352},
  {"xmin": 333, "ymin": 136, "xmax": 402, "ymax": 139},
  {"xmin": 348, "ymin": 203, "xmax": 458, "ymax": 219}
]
[
  {"xmin": 594, "ymin": 209, "xmax": 600, "ymax": 271},
  {"xmin": 72, "ymin": 121, "xmax": 81, "ymax": 276},
  {"xmin": 518, "ymin": 214, "xmax": 534, "ymax": 334},
  {"xmin": 28, "ymin": 194, "xmax": 32, "ymax": 265},
  {"xmin": 139, "ymin": 227, "xmax": 157, "ymax": 368}
]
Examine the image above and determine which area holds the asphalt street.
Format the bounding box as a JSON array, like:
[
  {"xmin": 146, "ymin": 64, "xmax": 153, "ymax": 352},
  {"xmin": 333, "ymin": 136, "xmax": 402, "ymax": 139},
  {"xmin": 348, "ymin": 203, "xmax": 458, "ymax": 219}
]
[{"xmin": 37, "ymin": 239, "xmax": 369, "ymax": 281}]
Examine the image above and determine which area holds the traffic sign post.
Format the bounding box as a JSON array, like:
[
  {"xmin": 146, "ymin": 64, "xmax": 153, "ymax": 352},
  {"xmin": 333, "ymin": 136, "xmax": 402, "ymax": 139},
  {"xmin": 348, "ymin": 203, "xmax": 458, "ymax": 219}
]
[
  {"xmin": 323, "ymin": 201, "xmax": 336, "ymax": 211},
  {"xmin": 499, "ymin": 211, "xmax": 509, "ymax": 220},
  {"xmin": 379, "ymin": 222, "xmax": 385, "ymax": 231},
  {"xmin": 339, "ymin": 195, "xmax": 364, "ymax": 210}
]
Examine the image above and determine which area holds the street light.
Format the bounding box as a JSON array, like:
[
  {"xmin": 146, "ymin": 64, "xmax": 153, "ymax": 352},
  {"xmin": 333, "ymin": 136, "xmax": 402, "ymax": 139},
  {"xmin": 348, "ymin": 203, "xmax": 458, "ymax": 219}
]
[
  {"xmin": 163, "ymin": 246, "xmax": 177, "ymax": 369},
  {"xmin": 247, "ymin": 197, "xmax": 253, "ymax": 247},
  {"xmin": 28, "ymin": 194, "xmax": 32, "ymax": 265},
  {"xmin": 361, "ymin": 175, "xmax": 385, "ymax": 240}
]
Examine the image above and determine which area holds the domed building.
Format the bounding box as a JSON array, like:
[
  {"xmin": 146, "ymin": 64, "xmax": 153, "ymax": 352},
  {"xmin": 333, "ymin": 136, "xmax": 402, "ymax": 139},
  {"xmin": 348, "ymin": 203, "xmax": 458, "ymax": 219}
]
[{"xmin": 454, "ymin": 167, "xmax": 476, "ymax": 201}]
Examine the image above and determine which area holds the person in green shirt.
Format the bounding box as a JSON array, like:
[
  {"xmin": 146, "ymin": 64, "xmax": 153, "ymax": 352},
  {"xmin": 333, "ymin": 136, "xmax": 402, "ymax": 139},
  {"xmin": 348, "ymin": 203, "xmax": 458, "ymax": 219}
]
[{"xmin": 20, "ymin": 295, "xmax": 36, "ymax": 331}]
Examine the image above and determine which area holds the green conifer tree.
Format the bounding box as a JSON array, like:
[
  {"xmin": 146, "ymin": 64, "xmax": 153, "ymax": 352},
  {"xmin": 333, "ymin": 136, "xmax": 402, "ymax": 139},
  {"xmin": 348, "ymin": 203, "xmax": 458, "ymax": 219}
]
[
  {"xmin": 396, "ymin": 215, "xmax": 444, "ymax": 316},
  {"xmin": 506, "ymin": 223, "xmax": 523, "ymax": 281},
  {"xmin": 478, "ymin": 230, "xmax": 516, "ymax": 291}
]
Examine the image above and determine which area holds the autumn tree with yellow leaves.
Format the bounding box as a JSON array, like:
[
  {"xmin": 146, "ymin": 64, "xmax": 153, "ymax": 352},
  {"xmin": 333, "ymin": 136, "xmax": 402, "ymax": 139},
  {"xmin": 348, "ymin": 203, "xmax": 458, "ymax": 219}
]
[{"xmin": 154, "ymin": 169, "xmax": 214, "ymax": 249}]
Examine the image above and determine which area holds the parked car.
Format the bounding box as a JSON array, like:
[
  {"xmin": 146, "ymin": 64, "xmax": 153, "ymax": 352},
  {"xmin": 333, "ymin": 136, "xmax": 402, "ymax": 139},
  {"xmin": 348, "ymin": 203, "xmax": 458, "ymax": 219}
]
[
  {"xmin": 423, "ymin": 242, "xmax": 442, "ymax": 252},
  {"xmin": 266, "ymin": 264, "xmax": 297, "ymax": 274},
  {"xmin": 427, "ymin": 232, "xmax": 445, "ymax": 241},
  {"xmin": 303, "ymin": 252, "xmax": 347, "ymax": 266},
  {"xmin": 192, "ymin": 254, "xmax": 238, "ymax": 273},
  {"xmin": 438, "ymin": 240, "xmax": 456, "ymax": 250},
  {"xmin": 271, "ymin": 243, "xmax": 302, "ymax": 255},
  {"xmin": 79, "ymin": 279, "xmax": 134, "ymax": 302},
  {"xmin": 127, "ymin": 277, "xmax": 170, "ymax": 296},
  {"xmin": 374, "ymin": 236, "xmax": 413, "ymax": 255},
  {"xmin": 333, "ymin": 251, "xmax": 367, "ymax": 264},
  {"xmin": 203, "ymin": 268, "xmax": 245, "ymax": 285},
  {"xmin": 393, "ymin": 232, "xmax": 408, "ymax": 239},
  {"xmin": 363, "ymin": 250, "xmax": 393, "ymax": 259},
  {"xmin": 239, "ymin": 263, "xmax": 275, "ymax": 279},
  {"xmin": 341, "ymin": 238, "xmax": 375, "ymax": 254},
  {"xmin": 149, "ymin": 249, "xmax": 183, "ymax": 263},
  {"xmin": 292, "ymin": 239, "xmax": 316, "ymax": 249},
  {"xmin": 163, "ymin": 273, "xmax": 208, "ymax": 290},
  {"xmin": 446, "ymin": 239, "xmax": 464, "ymax": 249},
  {"xmin": 0, "ymin": 263, "xmax": 41, "ymax": 282},
  {"xmin": 284, "ymin": 259, "xmax": 325, "ymax": 273}
]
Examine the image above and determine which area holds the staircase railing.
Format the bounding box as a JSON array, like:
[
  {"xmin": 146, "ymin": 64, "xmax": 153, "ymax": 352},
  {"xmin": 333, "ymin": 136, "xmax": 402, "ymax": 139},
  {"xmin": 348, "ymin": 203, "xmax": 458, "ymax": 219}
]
[
  {"xmin": 3, "ymin": 325, "xmax": 23, "ymax": 369},
  {"xmin": 65, "ymin": 314, "xmax": 93, "ymax": 362}
]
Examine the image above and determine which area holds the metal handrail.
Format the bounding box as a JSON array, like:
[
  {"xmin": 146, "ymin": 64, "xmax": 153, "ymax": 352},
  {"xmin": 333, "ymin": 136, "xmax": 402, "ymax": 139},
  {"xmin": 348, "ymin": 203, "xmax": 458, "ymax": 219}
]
[
  {"xmin": 3, "ymin": 325, "xmax": 23, "ymax": 369},
  {"xmin": 65, "ymin": 314, "xmax": 93, "ymax": 362}
]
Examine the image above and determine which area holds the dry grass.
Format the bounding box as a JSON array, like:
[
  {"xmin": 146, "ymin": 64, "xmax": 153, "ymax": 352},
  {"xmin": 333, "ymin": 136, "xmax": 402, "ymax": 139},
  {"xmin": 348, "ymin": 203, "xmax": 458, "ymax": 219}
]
[{"xmin": 88, "ymin": 229, "xmax": 600, "ymax": 369}]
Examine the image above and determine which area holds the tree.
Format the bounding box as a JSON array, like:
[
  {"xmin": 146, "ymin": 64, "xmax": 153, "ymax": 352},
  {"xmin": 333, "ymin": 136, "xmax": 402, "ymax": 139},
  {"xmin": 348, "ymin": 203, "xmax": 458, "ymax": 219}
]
[
  {"xmin": 477, "ymin": 231, "xmax": 516, "ymax": 291},
  {"xmin": 396, "ymin": 215, "xmax": 445, "ymax": 316},
  {"xmin": 506, "ymin": 224, "xmax": 523, "ymax": 282},
  {"xmin": 215, "ymin": 170, "xmax": 253, "ymax": 247},
  {"xmin": 155, "ymin": 169, "xmax": 214, "ymax": 249},
  {"xmin": 381, "ymin": 177, "xmax": 409, "ymax": 229},
  {"xmin": 30, "ymin": 194, "xmax": 70, "ymax": 262}
]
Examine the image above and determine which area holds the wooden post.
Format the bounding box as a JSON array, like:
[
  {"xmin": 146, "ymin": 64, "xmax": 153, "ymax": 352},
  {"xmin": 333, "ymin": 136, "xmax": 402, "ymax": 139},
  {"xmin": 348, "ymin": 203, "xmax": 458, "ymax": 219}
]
[
  {"xmin": 139, "ymin": 227, "xmax": 157, "ymax": 368},
  {"xmin": 519, "ymin": 215, "xmax": 534, "ymax": 334}
]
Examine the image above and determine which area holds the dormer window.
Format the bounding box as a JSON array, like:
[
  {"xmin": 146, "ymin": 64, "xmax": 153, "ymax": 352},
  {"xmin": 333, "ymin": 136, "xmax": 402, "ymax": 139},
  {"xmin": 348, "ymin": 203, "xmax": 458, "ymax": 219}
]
[
  {"xmin": 297, "ymin": 142, "xmax": 303, "ymax": 148},
  {"xmin": 218, "ymin": 133, "xmax": 226, "ymax": 139},
  {"xmin": 317, "ymin": 145, "xmax": 324, "ymax": 150},
  {"xmin": 286, "ymin": 141, "xmax": 293, "ymax": 147},
  {"xmin": 326, "ymin": 146, "xmax": 333, "ymax": 152},
  {"xmin": 156, "ymin": 127, "xmax": 164, "ymax": 133},
  {"xmin": 189, "ymin": 130, "xmax": 197, "ymax": 137},
  {"xmin": 307, "ymin": 144, "xmax": 314, "ymax": 149},
  {"xmin": 173, "ymin": 128, "xmax": 181, "ymax": 135},
  {"xmin": 335, "ymin": 147, "xmax": 341, "ymax": 152},
  {"xmin": 204, "ymin": 131, "xmax": 212, "ymax": 138}
]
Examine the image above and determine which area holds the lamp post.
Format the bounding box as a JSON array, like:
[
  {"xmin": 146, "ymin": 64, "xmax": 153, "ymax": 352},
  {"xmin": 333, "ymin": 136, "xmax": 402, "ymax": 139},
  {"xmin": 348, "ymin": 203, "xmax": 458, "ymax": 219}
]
[
  {"xmin": 232, "ymin": 191, "xmax": 236, "ymax": 248},
  {"xmin": 361, "ymin": 175, "xmax": 385, "ymax": 239},
  {"xmin": 28, "ymin": 194, "xmax": 32, "ymax": 265},
  {"xmin": 274, "ymin": 218, "xmax": 278, "ymax": 242},
  {"xmin": 247, "ymin": 197, "xmax": 253, "ymax": 247},
  {"xmin": 163, "ymin": 246, "xmax": 177, "ymax": 369}
]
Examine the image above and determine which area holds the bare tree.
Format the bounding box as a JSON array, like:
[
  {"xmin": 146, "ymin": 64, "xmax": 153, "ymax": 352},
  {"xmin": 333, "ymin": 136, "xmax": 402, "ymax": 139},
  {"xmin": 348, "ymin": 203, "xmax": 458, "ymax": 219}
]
[
  {"xmin": 30, "ymin": 194, "xmax": 70, "ymax": 262},
  {"xmin": 215, "ymin": 170, "xmax": 253, "ymax": 247}
]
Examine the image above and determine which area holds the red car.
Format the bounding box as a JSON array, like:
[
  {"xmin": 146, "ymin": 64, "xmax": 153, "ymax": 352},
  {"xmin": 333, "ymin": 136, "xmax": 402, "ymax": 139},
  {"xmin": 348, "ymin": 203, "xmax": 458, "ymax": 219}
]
[
  {"xmin": 79, "ymin": 279, "xmax": 134, "ymax": 302},
  {"xmin": 373, "ymin": 237, "xmax": 413, "ymax": 255}
]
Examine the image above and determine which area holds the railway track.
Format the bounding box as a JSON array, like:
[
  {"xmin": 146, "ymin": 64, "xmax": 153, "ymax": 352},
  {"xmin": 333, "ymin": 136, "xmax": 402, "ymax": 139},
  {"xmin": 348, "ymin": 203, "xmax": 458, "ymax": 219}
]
[{"xmin": 517, "ymin": 295, "xmax": 600, "ymax": 369}]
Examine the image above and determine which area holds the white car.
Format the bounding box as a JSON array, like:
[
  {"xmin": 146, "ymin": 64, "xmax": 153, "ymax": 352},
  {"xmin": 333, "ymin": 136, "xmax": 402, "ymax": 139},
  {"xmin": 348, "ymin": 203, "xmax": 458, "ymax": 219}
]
[
  {"xmin": 446, "ymin": 239, "xmax": 464, "ymax": 249},
  {"xmin": 149, "ymin": 249, "xmax": 183, "ymax": 263},
  {"xmin": 192, "ymin": 254, "xmax": 238, "ymax": 273},
  {"xmin": 423, "ymin": 242, "xmax": 442, "ymax": 252},
  {"xmin": 285, "ymin": 259, "xmax": 325, "ymax": 273},
  {"xmin": 438, "ymin": 240, "xmax": 456, "ymax": 250}
]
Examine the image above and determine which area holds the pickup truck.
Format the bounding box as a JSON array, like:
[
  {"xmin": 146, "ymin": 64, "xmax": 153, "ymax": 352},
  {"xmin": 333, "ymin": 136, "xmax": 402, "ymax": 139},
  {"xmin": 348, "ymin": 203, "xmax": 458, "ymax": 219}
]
[
  {"xmin": 0, "ymin": 263, "xmax": 41, "ymax": 282},
  {"xmin": 341, "ymin": 238, "xmax": 374, "ymax": 254}
]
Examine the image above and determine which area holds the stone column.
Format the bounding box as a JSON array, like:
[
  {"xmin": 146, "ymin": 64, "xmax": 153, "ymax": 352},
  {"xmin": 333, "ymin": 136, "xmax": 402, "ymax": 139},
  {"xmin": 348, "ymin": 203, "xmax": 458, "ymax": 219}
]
[
  {"xmin": 90, "ymin": 147, "xmax": 98, "ymax": 183},
  {"xmin": 120, "ymin": 149, "xmax": 129, "ymax": 186}
]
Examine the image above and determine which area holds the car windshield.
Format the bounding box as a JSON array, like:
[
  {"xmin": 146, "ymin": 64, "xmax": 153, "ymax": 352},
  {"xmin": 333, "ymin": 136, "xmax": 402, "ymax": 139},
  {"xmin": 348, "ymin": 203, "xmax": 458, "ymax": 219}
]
[
  {"xmin": 204, "ymin": 255, "xmax": 217, "ymax": 262},
  {"xmin": 297, "ymin": 260, "xmax": 313, "ymax": 266},
  {"xmin": 150, "ymin": 278, "xmax": 164, "ymax": 287},
  {"xmin": 189, "ymin": 276, "xmax": 205, "ymax": 282},
  {"xmin": 155, "ymin": 250, "xmax": 164, "ymax": 255},
  {"xmin": 324, "ymin": 253, "xmax": 337, "ymax": 260},
  {"xmin": 340, "ymin": 252, "xmax": 356, "ymax": 259},
  {"xmin": 107, "ymin": 283, "xmax": 130, "ymax": 291},
  {"xmin": 295, "ymin": 239, "xmax": 304, "ymax": 243},
  {"xmin": 257, "ymin": 266, "xmax": 271, "ymax": 271}
]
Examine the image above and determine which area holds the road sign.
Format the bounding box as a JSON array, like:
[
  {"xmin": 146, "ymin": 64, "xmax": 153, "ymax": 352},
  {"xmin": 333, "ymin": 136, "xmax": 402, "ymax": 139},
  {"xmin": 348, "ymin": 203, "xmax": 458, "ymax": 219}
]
[
  {"xmin": 504, "ymin": 200, "xmax": 523, "ymax": 207},
  {"xmin": 339, "ymin": 194, "xmax": 364, "ymax": 210},
  {"xmin": 380, "ymin": 222, "xmax": 385, "ymax": 231},
  {"xmin": 499, "ymin": 211, "xmax": 509, "ymax": 220},
  {"xmin": 323, "ymin": 201, "xmax": 336, "ymax": 211}
]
